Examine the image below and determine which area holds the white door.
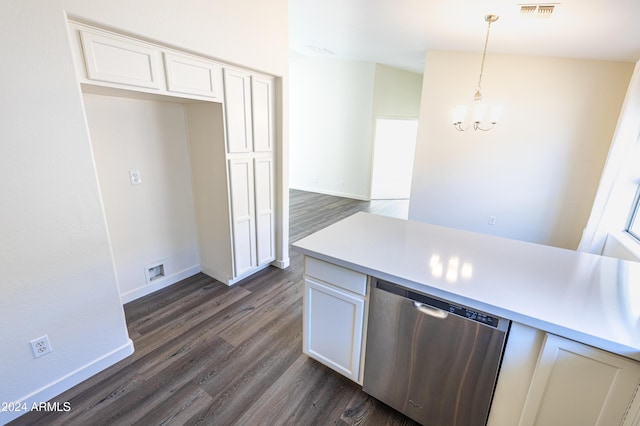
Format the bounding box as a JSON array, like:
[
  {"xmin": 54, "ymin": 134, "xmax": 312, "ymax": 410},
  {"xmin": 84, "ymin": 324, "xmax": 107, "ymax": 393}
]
[
  {"xmin": 228, "ymin": 158, "xmax": 257, "ymax": 277},
  {"xmin": 370, "ymin": 118, "xmax": 418, "ymax": 200}
]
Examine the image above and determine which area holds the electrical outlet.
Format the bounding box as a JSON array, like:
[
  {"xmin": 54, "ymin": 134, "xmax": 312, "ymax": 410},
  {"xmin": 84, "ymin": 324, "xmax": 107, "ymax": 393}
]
[
  {"xmin": 30, "ymin": 335, "xmax": 52, "ymax": 358},
  {"xmin": 129, "ymin": 170, "xmax": 142, "ymax": 185},
  {"xmin": 488, "ymin": 216, "xmax": 497, "ymax": 225}
]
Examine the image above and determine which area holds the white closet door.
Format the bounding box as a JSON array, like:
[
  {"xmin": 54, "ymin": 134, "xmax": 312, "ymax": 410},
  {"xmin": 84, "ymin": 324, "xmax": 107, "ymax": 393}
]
[
  {"xmin": 228, "ymin": 158, "xmax": 257, "ymax": 276},
  {"xmin": 254, "ymin": 156, "xmax": 275, "ymax": 266}
]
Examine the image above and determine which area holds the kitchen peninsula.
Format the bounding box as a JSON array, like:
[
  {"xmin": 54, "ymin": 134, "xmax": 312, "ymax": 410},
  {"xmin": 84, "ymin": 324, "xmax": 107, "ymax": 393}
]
[{"xmin": 292, "ymin": 212, "xmax": 640, "ymax": 425}]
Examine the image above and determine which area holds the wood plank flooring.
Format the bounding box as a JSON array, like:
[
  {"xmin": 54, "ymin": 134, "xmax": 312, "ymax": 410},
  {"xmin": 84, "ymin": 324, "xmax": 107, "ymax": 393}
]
[{"xmin": 10, "ymin": 190, "xmax": 415, "ymax": 426}]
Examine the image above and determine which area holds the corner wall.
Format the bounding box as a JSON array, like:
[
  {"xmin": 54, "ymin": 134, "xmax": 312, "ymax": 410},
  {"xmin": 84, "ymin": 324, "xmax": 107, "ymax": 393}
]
[
  {"xmin": 289, "ymin": 58, "xmax": 422, "ymax": 199},
  {"xmin": 289, "ymin": 56, "xmax": 376, "ymax": 199}
]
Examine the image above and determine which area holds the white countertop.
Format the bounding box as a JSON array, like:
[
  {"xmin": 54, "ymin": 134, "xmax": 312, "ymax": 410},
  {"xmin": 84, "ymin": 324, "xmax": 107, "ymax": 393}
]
[{"xmin": 292, "ymin": 212, "xmax": 640, "ymax": 361}]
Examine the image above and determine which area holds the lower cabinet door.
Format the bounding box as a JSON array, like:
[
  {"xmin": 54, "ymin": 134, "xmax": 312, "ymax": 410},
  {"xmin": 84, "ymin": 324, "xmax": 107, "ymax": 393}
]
[
  {"xmin": 303, "ymin": 277, "xmax": 364, "ymax": 383},
  {"xmin": 253, "ymin": 155, "xmax": 275, "ymax": 266},
  {"xmin": 519, "ymin": 333, "xmax": 640, "ymax": 426},
  {"xmin": 228, "ymin": 158, "xmax": 257, "ymax": 277}
]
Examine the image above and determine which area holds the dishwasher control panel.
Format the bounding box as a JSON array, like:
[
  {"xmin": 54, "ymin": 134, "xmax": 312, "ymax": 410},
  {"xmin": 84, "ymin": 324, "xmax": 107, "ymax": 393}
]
[
  {"xmin": 451, "ymin": 305, "xmax": 500, "ymax": 328},
  {"xmin": 377, "ymin": 279, "xmax": 503, "ymax": 328}
]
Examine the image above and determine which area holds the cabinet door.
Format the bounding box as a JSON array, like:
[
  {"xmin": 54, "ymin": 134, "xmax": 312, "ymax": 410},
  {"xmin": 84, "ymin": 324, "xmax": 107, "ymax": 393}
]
[
  {"xmin": 254, "ymin": 156, "xmax": 275, "ymax": 266},
  {"xmin": 303, "ymin": 277, "xmax": 365, "ymax": 383},
  {"xmin": 519, "ymin": 333, "xmax": 640, "ymax": 426},
  {"xmin": 80, "ymin": 31, "xmax": 162, "ymax": 89},
  {"xmin": 251, "ymin": 75, "xmax": 274, "ymax": 152},
  {"xmin": 164, "ymin": 52, "xmax": 223, "ymax": 100},
  {"xmin": 228, "ymin": 158, "xmax": 257, "ymax": 277},
  {"xmin": 223, "ymin": 68, "xmax": 253, "ymax": 153}
]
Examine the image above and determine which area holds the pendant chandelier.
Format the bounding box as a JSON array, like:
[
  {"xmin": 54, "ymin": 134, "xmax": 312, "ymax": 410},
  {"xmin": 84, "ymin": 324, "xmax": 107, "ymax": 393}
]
[{"xmin": 453, "ymin": 14, "xmax": 503, "ymax": 132}]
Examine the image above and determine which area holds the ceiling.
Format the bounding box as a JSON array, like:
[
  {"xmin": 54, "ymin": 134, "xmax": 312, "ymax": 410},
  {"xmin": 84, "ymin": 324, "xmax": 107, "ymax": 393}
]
[{"xmin": 289, "ymin": 0, "xmax": 640, "ymax": 73}]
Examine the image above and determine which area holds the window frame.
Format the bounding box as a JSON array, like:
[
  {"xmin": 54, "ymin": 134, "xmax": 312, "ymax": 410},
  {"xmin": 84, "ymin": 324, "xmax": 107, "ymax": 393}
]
[{"xmin": 625, "ymin": 185, "xmax": 640, "ymax": 241}]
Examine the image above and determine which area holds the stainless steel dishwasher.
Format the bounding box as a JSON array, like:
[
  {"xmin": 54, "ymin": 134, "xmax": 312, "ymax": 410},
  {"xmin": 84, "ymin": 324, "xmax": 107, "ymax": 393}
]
[{"xmin": 362, "ymin": 278, "xmax": 510, "ymax": 426}]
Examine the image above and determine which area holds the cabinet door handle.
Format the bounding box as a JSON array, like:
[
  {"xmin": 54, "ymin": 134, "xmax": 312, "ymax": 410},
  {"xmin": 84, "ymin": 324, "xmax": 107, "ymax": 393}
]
[{"xmin": 413, "ymin": 301, "xmax": 448, "ymax": 319}]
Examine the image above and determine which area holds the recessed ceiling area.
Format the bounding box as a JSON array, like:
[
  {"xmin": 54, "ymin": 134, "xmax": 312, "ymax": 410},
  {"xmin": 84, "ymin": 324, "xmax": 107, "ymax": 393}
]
[{"xmin": 289, "ymin": 0, "xmax": 640, "ymax": 73}]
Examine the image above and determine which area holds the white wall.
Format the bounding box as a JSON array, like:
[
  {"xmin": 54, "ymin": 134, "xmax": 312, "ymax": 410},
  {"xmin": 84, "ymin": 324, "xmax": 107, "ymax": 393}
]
[
  {"xmin": 409, "ymin": 51, "xmax": 633, "ymax": 249},
  {"xmin": 372, "ymin": 64, "xmax": 423, "ymax": 118},
  {"xmin": 0, "ymin": 1, "xmax": 288, "ymax": 423},
  {"xmin": 289, "ymin": 58, "xmax": 422, "ymax": 199},
  {"xmin": 83, "ymin": 94, "xmax": 200, "ymax": 302},
  {"xmin": 290, "ymin": 56, "xmax": 376, "ymax": 199}
]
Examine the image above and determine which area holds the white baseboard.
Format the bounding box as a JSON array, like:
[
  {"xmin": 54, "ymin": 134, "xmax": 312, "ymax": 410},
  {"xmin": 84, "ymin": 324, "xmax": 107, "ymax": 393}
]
[
  {"xmin": 201, "ymin": 262, "xmax": 280, "ymax": 286},
  {"xmin": 271, "ymin": 257, "xmax": 290, "ymax": 269},
  {"xmin": 1, "ymin": 339, "xmax": 134, "ymax": 425},
  {"xmin": 120, "ymin": 265, "xmax": 201, "ymax": 304},
  {"xmin": 226, "ymin": 263, "xmax": 272, "ymax": 285}
]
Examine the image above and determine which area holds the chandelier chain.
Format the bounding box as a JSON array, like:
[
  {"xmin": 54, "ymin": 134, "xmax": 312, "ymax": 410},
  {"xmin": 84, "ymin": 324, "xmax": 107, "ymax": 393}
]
[{"xmin": 476, "ymin": 16, "xmax": 496, "ymax": 99}]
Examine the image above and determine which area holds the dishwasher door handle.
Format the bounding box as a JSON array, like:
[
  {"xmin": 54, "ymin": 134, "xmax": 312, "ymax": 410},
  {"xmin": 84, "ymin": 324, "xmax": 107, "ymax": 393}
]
[{"xmin": 413, "ymin": 301, "xmax": 449, "ymax": 319}]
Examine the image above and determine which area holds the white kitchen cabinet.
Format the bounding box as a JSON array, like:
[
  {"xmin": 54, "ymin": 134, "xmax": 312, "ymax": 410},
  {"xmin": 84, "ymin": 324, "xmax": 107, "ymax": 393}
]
[
  {"xmin": 69, "ymin": 21, "xmax": 281, "ymax": 287},
  {"xmin": 163, "ymin": 52, "xmax": 223, "ymax": 100},
  {"xmin": 79, "ymin": 30, "xmax": 163, "ymax": 90},
  {"xmin": 223, "ymin": 68, "xmax": 275, "ymax": 154},
  {"xmin": 251, "ymin": 75, "xmax": 275, "ymax": 152},
  {"xmin": 519, "ymin": 333, "xmax": 640, "ymax": 426},
  {"xmin": 253, "ymin": 155, "xmax": 275, "ymax": 265},
  {"xmin": 303, "ymin": 256, "xmax": 367, "ymax": 383},
  {"xmin": 227, "ymin": 155, "xmax": 275, "ymax": 276},
  {"xmin": 221, "ymin": 67, "xmax": 276, "ymax": 280},
  {"xmin": 226, "ymin": 154, "xmax": 275, "ymax": 276},
  {"xmin": 186, "ymin": 96, "xmax": 275, "ymax": 285},
  {"xmin": 70, "ymin": 22, "xmax": 225, "ymax": 103},
  {"xmin": 228, "ymin": 157, "xmax": 258, "ymax": 276},
  {"xmin": 223, "ymin": 68, "xmax": 253, "ymax": 153}
]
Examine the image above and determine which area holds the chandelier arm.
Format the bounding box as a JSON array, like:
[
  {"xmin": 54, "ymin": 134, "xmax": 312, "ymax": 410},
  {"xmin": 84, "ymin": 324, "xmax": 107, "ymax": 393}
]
[{"xmin": 475, "ymin": 123, "xmax": 496, "ymax": 131}]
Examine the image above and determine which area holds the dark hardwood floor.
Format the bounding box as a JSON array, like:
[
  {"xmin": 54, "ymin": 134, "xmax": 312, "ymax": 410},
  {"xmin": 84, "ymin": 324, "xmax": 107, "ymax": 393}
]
[{"xmin": 10, "ymin": 190, "xmax": 414, "ymax": 426}]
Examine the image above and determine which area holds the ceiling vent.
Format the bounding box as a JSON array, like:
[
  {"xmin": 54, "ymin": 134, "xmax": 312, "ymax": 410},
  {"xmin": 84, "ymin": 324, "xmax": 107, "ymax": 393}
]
[{"xmin": 520, "ymin": 4, "xmax": 557, "ymax": 18}]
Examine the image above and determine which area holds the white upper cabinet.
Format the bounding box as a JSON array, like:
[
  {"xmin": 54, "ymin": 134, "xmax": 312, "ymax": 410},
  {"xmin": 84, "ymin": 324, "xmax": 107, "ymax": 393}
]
[
  {"xmin": 223, "ymin": 68, "xmax": 253, "ymax": 153},
  {"xmin": 80, "ymin": 31, "xmax": 163, "ymax": 90},
  {"xmin": 164, "ymin": 52, "xmax": 223, "ymax": 100},
  {"xmin": 251, "ymin": 75, "xmax": 275, "ymax": 152},
  {"xmin": 71, "ymin": 23, "xmax": 224, "ymax": 103}
]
